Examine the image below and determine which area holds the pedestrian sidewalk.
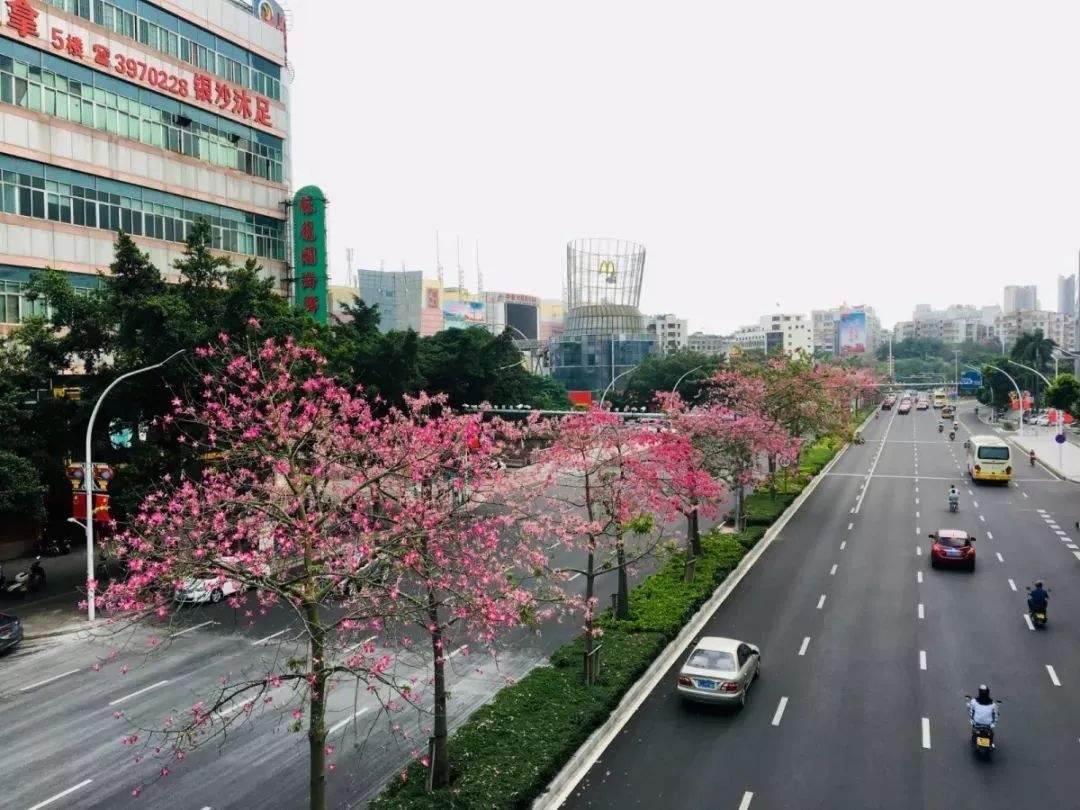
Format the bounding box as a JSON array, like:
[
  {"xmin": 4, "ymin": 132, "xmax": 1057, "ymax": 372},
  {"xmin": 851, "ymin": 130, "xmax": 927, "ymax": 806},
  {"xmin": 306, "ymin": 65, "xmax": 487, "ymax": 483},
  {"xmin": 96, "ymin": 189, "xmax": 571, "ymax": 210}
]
[{"xmin": 974, "ymin": 416, "xmax": 1080, "ymax": 482}]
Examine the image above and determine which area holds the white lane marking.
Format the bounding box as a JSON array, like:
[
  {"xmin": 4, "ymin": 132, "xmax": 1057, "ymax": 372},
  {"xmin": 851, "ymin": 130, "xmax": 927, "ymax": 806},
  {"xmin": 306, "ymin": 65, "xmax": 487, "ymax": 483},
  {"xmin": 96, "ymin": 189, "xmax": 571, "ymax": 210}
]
[
  {"xmin": 1008, "ymin": 579, "xmax": 1017, "ymax": 591},
  {"xmin": 252, "ymin": 629, "xmax": 287, "ymax": 646},
  {"xmin": 830, "ymin": 564, "xmax": 838, "ymax": 576},
  {"xmin": 1023, "ymin": 492, "xmax": 1029, "ymax": 498},
  {"xmin": 798, "ymin": 636, "xmax": 810, "ymax": 656},
  {"xmin": 850, "ymin": 507, "xmax": 855, "ymax": 514},
  {"xmin": 979, "ymin": 515, "xmax": 986, "ymax": 522},
  {"xmin": 855, "ymin": 415, "xmax": 893, "ymax": 514},
  {"xmin": 915, "ymin": 497, "xmax": 920, "ymax": 505},
  {"xmin": 986, "ymin": 532, "xmax": 993, "ymax": 540},
  {"xmin": 918, "ymin": 603, "xmax": 925, "ymax": 619},
  {"xmin": 917, "ymin": 571, "xmax": 923, "ymax": 583},
  {"xmin": 328, "ymin": 705, "xmax": 373, "ymax": 734},
  {"xmin": 916, "ymin": 511, "xmax": 920, "ymax": 519},
  {"xmin": 1037, "ymin": 508, "xmax": 1047, "ymax": 513},
  {"xmin": 840, "ymin": 541, "xmax": 846, "ymax": 550},
  {"xmin": 566, "ymin": 572, "xmax": 582, "ymax": 581},
  {"xmin": 915, "ymin": 526, "xmax": 921, "ymax": 536},
  {"xmin": 919, "ymin": 650, "xmax": 927, "ymax": 670},
  {"xmin": 967, "ymin": 489, "xmax": 973, "ymax": 496},
  {"xmin": 1068, "ymin": 544, "xmax": 1079, "ymax": 550},
  {"xmin": 922, "ymin": 717, "xmax": 932, "ymax": 749},
  {"xmin": 915, "ymin": 486, "xmax": 919, "ymax": 493},
  {"xmin": 20, "ymin": 668, "xmax": 80, "ymax": 692},
  {"xmin": 1023, "ymin": 613, "xmax": 1035, "ymax": 630},
  {"xmin": 738, "ymin": 792, "xmax": 754, "ymax": 810},
  {"xmin": 816, "ymin": 594, "xmax": 826, "ymax": 610},
  {"xmin": 972, "ymin": 500, "xmax": 979, "ymax": 508},
  {"xmin": 169, "ymin": 620, "xmax": 216, "ymax": 638},
  {"xmin": 1047, "ymin": 665, "xmax": 1062, "ymax": 687},
  {"xmin": 1074, "ymin": 551, "xmax": 1080, "ymax": 562},
  {"xmin": 25, "ymin": 780, "xmax": 94, "ymax": 810},
  {"xmin": 221, "ymin": 696, "xmax": 259, "ymax": 717},
  {"xmin": 916, "ymin": 546, "xmax": 922, "ymax": 556},
  {"xmin": 848, "ymin": 522, "xmax": 854, "ymax": 530},
  {"xmin": 1062, "ymin": 537, "xmax": 1074, "ymax": 543},
  {"xmin": 996, "ymin": 552, "xmax": 1004, "ymax": 563},
  {"xmin": 107, "ymin": 679, "xmax": 170, "ymax": 707},
  {"xmin": 449, "ymin": 645, "xmax": 468, "ymax": 659},
  {"xmin": 1056, "ymin": 531, "xmax": 1067, "ymax": 536},
  {"xmin": 771, "ymin": 697, "xmax": 789, "ymax": 726}
]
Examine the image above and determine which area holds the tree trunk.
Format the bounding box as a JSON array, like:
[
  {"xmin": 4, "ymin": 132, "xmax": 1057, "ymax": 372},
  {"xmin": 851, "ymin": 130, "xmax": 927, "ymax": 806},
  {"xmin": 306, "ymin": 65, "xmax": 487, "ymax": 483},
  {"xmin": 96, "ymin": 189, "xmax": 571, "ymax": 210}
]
[
  {"xmin": 687, "ymin": 509, "xmax": 701, "ymax": 556},
  {"xmin": 583, "ymin": 548, "xmax": 598, "ymax": 684},
  {"xmin": 428, "ymin": 586, "xmax": 450, "ymax": 789},
  {"xmin": 305, "ymin": 603, "xmax": 328, "ymax": 810},
  {"xmin": 614, "ymin": 536, "xmax": 629, "ymax": 620}
]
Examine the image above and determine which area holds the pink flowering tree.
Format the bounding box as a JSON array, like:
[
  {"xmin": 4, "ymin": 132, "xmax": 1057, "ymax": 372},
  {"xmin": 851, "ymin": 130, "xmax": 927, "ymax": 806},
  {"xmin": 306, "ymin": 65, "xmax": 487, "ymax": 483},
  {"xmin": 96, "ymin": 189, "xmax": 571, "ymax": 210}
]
[
  {"xmin": 543, "ymin": 408, "xmax": 666, "ymax": 682},
  {"xmin": 96, "ymin": 335, "xmax": 422, "ymax": 809},
  {"xmin": 367, "ymin": 397, "xmax": 556, "ymax": 790},
  {"xmin": 661, "ymin": 370, "xmax": 797, "ymax": 532}
]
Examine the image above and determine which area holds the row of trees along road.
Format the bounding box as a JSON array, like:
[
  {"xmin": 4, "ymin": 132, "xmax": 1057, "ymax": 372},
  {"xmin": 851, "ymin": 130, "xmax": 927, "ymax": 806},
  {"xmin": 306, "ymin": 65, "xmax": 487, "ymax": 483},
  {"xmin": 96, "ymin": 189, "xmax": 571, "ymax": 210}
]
[
  {"xmin": 0, "ymin": 225, "xmax": 568, "ymax": 527},
  {"xmin": 88, "ymin": 332, "xmax": 874, "ymax": 807}
]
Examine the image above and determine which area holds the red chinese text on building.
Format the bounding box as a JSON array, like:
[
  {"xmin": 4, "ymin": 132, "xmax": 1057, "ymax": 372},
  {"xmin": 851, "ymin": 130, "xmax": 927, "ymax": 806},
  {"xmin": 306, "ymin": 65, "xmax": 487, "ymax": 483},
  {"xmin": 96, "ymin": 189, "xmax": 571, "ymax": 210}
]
[
  {"xmin": 231, "ymin": 88, "xmax": 252, "ymax": 119},
  {"xmin": 92, "ymin": 44, "xmax": 110, "ymax": 67},
  {"xmin": 299, "ymin": 196, "xmax": 315, "ymax": 215},
  {"xmin": 66, "ymin": 34, "xmax": 85, "ymax": 59},
  {"xmin": 300, "ymin": 247, "xmax": 317, "ymax": 266},
  {"xmin": 300, "ymin": 220, "xmax": 315, "ymax": 241},
  {"xmin": 193, "ymin": 74, "xmax": 213, "ymax": 103},
  {"xmin": 255, "ymin": 96, "xmax": 272, "ymax": 127},
  {"xmin": 303, "ymin": 296, "xmax": 319, "ymax": 313},
  {"xmin": 301, "ymin": 272, "xmax": 317, "ymax": 289},
  {"xmin": 6, "ymin": 0, "xmax": 39, "ymax": 39}
]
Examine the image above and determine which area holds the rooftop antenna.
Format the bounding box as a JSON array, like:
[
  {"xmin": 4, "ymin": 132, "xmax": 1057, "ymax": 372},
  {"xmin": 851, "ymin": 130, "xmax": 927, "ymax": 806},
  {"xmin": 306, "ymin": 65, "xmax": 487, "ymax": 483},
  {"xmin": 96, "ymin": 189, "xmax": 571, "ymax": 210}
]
[
  {"xmin": 476, "ymin": 238, "xmax": 484, "ymax": 294},
  {"xmin": 456, "ymin": 235, "xmax": 465, "ymax": 292},
  {"xmin": 435, "ymin": 231, "xmax": 444, "ymax": 286},
  {"xmin": 345, "ymin": 247, "xmax": 355, "ymax": 288}
]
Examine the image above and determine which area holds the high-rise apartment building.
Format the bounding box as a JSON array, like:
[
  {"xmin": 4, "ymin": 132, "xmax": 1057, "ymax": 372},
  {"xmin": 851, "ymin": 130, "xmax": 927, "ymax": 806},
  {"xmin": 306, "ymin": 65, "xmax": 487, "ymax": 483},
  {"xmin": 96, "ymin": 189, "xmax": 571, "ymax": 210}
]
[
  {"xmin": 1003, "ymin": 285, "xmax": 1038, "ymax": 314},
  {"xmin": 646, "ymin": 313, "xmax": 688, "ymax": 356},
  {"xmin": 0, "ymin": 0, "xmax": 292, "ymax": 334},
  {"xmin": 994, "ymin": 309, "xmax": 1075, "ymax": 351},
  {"xmin": 811, "ymin": 304, "xmax": 881, "ymax": 357},
  {"xmin": 758, "ymin": 312, "xmax": 812, "ymax": 357},
  {"xmin": 1058, "ymin": 274, "xmax": 1077, "ymax": 316}
]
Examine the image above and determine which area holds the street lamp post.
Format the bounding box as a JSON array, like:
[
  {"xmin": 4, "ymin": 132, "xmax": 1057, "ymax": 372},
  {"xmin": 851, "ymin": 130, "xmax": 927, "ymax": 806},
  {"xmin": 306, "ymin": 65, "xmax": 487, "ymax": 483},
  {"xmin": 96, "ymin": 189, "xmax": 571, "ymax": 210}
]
[
  {"xmin": 671, "ymin": 365, "xmax": 705, "ymax": 396},
  {"xmin": 599, "ymin": 366, "xmax": 639, "ymax": 408},
  {"xmin": 83, "ymin": 350, "xmax": 184, "ymax": 621},
  {"xmin": 969, "ymin": 362, "xmax": 1024, "ymax": 438},
  {"xmin": 1007, "ymin": 358, "xmax": 1061, "ymax": 470}
]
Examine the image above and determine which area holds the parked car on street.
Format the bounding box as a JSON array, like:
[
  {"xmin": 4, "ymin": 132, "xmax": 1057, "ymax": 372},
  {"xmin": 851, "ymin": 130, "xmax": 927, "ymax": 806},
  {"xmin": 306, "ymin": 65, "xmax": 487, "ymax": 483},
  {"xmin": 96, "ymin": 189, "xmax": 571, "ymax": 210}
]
[
  {"xmin": 0, "ymin": 612, "xmax": 23, "ymax": 653},
  {"xmin": 175, "ymin": 558, "xmax": 251, "ymax": 604},
  {"xmin": 929, "ymin": 529, "xmax": 976, "ymax": 570},
  {"xmin": 677, "ymin": 636, "xmax": 761, "ymax": 708}
]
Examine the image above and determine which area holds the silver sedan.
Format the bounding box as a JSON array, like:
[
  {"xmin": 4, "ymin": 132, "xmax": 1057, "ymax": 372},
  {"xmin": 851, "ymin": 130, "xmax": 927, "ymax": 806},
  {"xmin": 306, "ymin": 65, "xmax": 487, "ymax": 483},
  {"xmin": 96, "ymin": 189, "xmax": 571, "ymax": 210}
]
[{"xmin": 676, "ymin": 636, "xmax": 761, "ymax": 708}]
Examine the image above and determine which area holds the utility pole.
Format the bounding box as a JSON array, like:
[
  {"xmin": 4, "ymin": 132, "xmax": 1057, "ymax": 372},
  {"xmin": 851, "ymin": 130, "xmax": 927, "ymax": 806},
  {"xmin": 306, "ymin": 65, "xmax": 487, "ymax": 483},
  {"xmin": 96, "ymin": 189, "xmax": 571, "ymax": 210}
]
[{"xmin": 953, "ymin": 349, "xmax": 960, "ymax": 398}]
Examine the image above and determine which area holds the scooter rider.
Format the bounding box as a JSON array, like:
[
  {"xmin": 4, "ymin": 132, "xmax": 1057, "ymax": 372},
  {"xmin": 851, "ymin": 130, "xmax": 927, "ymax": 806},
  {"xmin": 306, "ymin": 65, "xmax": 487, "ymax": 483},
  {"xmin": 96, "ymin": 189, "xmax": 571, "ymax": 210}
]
[
  {"xmin": 1028, "ymin": 581, "xmax": 1049, "ymax": 614},
  {"xmin": 948, "ymin": 485, "xmax": 959, "ymax": 510},
  {"xmin": 968, "ymin": 685, "xmax": 999, "ymax": 746},
  {"xmin": 1030, "ymin": 449, "xmax": 1037, "ymax": 466}
]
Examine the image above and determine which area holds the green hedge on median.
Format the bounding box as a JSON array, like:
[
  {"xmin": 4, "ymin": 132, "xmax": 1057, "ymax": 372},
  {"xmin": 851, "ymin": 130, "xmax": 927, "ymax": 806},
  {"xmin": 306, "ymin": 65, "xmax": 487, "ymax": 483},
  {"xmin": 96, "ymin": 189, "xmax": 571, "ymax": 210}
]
[{"xmin": 372, "ymin": 428, "xmax": 853, "ymax": 809}]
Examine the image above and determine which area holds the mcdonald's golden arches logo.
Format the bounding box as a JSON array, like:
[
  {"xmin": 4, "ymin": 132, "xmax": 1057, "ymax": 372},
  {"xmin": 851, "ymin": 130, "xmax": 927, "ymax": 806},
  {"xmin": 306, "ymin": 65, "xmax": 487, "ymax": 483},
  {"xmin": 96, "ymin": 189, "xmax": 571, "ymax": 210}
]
[{"xmin": 598, "ymin": 259, "xmax": 618, "ymax": 283}]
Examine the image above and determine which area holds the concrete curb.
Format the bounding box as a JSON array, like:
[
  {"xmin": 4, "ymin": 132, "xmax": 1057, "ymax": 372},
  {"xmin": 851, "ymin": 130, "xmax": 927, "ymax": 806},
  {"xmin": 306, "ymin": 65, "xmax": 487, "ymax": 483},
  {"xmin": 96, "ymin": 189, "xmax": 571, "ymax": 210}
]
[{"xmin": 533, "ymin": 422, "xmax": 864, "ymax": 809}]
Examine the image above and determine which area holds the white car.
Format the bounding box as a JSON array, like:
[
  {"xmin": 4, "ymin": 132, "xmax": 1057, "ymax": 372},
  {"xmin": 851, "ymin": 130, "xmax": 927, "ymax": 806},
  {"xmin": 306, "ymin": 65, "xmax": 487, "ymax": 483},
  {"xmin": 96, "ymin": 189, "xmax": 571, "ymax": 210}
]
[
  {"xmin": 175, "ymin": 558, "xmax": 248, "ymax": 604},
  {"xmin": 1035, "ymin": 414, "xmax": 1051, "ymax": 427}
]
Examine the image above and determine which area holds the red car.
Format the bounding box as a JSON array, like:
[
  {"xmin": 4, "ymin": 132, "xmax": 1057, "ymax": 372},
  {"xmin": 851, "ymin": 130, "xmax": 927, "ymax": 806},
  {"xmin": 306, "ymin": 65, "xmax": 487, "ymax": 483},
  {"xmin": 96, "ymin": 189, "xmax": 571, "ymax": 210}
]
[{"xmin": 929, "ymin": 529, "xmax": 976, "ymax": 570}]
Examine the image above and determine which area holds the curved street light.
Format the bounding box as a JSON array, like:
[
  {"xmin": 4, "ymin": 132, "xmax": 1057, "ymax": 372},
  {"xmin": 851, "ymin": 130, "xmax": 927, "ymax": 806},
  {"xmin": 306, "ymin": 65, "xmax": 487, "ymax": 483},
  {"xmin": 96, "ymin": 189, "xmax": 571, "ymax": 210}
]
[
  {"xmin": 671, "ymin": 364, "xmax": 706, "ymax": 396},
  {"xmin": 968, "ymin": 362, "xmax": 1024, "ymax": 438},
  {"xmin": 84, "ymin": 350, "xmax": 185, "ymax": 621},
  {"xmin": 600, "ymin": 365, "xmax": 639, "ymax": 408}
]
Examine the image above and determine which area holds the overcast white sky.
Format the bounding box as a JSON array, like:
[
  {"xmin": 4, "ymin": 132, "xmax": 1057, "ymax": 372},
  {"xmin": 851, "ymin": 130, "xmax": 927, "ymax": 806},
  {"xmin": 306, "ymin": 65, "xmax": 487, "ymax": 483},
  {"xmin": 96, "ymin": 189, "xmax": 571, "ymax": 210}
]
[{"xmin": 287, "ymin": 1, "xmax": 1080, "ymax": 333}]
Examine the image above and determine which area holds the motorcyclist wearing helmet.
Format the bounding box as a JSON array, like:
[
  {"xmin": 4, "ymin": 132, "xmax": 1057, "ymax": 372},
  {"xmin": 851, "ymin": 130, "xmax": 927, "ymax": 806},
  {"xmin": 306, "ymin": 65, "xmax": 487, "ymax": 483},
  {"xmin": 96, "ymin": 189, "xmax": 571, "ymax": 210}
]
[
  {"xmin": 947, "ymin": 485, "xmax": 959, "ymax": 508},
  {"xmin": 968, "ymin": 685, "xmax": 999, "ymax": 746},
  {"xmin": 1028, "ymin": 581, "xmax": 1049, "ymax": 613}
]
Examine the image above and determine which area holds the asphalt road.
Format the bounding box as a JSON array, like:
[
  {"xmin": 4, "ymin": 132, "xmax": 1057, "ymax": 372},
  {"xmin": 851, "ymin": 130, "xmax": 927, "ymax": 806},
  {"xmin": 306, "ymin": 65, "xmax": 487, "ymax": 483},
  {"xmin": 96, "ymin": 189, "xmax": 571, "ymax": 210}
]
[
  {"xmin": 0, "ymin": 465, "xmax": 730, "ymax": 810},
  {"xmin": 561, "ymin": 401, "xmax": 1080, "ymax": 810}
]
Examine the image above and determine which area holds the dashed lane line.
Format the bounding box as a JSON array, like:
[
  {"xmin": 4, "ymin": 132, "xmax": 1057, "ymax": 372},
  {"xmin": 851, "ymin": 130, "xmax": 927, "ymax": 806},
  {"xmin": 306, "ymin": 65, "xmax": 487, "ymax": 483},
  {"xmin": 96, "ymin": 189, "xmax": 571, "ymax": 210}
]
[
  {"xmin": 107, "ymin": 679, "xmax": 170, "ymax": 707},
  {"xmin": 1023, "ymin": 613, "xmax": 1035, "ymax": 631},
  {"xmin": 25, "ymin": 780, "xmax": 94, "ymax": 810},
  {"xmin": 919, "ymin": 650, "xmax": 927, "ymax": 670},
  {"xmin": 1047, "ymin": 665, "xmax": 1062, "ymax": 687},
  {"xmin": 816, "ymin": 595, "xmax": 826, "ymax": 610},
  {"xmin": 830, "ymin": 564, "xmax": 837, "ymax": 576},
  {"xmin": 922, "ymin": 718, "xmax": 932, "ymax": 749},
  {"xmin": 918, "ymin": 603, "xmax": 925, "ymax": 620},
  {"xmin": 739, "ymin": 792, "xmax": 754, "ymax": 810},
  {"xmin": 771, "ymin": 697, "xmax": 789, "ymax": 726},
  {"xmin": 798, "ymin": 637, "xmax": 810, "ymax": 656},
  {"xmin": 996, "ymin": 553, "xmax": 1005, "ymax": 563},
  {"xmin": 1008, "ymin": 579, "xmax": 1017, "ymax": 591}
]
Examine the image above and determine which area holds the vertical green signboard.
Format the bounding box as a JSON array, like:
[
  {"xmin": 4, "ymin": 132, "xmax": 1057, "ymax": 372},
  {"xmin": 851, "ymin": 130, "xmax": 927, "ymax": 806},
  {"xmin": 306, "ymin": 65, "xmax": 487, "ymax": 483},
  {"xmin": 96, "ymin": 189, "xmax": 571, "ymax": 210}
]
[{"xmin": 293, "ymin": 185, "xmax": 328, "ymax": 324}]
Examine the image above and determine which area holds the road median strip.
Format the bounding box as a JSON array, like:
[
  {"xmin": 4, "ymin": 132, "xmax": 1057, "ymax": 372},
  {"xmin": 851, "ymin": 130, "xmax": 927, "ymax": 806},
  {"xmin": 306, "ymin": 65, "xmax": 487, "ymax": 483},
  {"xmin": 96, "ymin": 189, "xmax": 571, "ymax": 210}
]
[{"xmin": 372, "ymin": 413, "xmax": 873, "ymax": 810}]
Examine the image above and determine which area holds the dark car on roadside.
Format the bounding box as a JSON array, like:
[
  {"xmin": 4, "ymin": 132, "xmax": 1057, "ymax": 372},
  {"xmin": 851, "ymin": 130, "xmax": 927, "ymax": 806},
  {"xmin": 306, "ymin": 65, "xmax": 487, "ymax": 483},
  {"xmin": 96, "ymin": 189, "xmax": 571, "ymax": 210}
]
[{"xmin": 0, "ymin": 612, "xmax": 23, "ymax": 653}]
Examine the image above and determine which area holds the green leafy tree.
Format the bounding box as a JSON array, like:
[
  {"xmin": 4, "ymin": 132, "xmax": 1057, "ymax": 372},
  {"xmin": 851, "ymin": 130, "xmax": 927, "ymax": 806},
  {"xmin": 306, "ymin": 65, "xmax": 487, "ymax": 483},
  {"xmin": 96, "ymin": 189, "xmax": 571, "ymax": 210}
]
[
  {"xmin": 616, "ymin": 350, "xmax": 719, "ymax": 409},
  {"xmin": 1010, "ymin": 329, "xmax": 1056, "ymax": 399},
  {"xmin": 1045, "ymin": 373, "xmax": 1080, "ymax": 415}
]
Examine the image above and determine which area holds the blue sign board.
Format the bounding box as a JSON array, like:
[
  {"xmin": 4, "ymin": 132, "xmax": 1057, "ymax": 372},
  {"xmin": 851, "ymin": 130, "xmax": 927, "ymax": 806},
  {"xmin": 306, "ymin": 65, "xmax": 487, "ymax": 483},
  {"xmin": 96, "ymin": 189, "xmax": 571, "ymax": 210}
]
[{"xmin": 959, "ymin": 370, "xmax": 982, "ymax": 389}]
